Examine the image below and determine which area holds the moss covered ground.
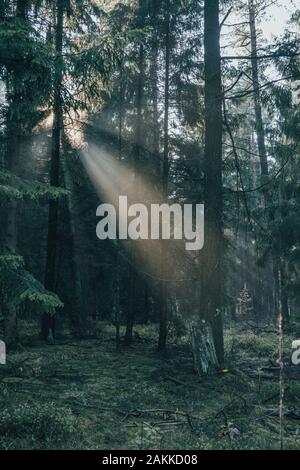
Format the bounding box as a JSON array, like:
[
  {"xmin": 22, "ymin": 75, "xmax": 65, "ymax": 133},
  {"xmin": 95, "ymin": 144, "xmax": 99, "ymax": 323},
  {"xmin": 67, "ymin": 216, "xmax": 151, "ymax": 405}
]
[{"xmin": 0, "ymin": 321, "xmax": 299, "ymax": 450}]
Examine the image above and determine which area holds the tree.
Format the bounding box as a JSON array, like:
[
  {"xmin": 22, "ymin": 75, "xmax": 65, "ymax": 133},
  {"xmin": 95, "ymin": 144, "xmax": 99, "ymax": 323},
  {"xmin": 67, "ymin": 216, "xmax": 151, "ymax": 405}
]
[
  {"xmin": 248, "ymin": 0, "xmax": 268, "ymax": 179},
  {"xmin": 42, "ymin": 0, "xmax": 64, "ymax": 340},
  {"xmin": 247, "ymin": 0, "xmax": 289, "ymax": 324},
  {"xmin": 201, "ymin": 0, "xmax": 224, "ymax": 365},
  {"xmin": 124, "ymin": 1, "xmax": 146, "ymax": 346},
  {"xmin": 2, "ymin": 0, "xmax": 28, "ymax": 345},
  {"xmin": 157, "ymin": 0, "xmax": 171, "ymax": 352},
  {"xmin": 0, "ymin": 0, "xmax": 60, "ymax": 346}
]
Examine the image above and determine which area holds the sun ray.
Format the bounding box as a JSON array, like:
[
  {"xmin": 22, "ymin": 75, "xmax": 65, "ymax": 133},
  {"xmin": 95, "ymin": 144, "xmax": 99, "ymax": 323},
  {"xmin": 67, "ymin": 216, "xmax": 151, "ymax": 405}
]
[{"xmin": 80, "ymin": 143, "xmax": 192, "ymax": 281}]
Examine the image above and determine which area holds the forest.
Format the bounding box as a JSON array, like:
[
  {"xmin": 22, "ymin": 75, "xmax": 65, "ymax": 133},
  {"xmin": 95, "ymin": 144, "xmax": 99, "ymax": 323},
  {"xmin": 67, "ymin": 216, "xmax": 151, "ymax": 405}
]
[{"xmin": 0, "ymin": 0, "xmax": 300, "ymax": 452}]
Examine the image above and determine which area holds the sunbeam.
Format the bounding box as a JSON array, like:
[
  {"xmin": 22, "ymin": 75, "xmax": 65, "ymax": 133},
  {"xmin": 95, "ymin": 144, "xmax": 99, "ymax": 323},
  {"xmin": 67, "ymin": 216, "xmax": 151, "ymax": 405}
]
[{"xmin": 80, "ymin": 143, "xmax": 195, "ymax": 282}]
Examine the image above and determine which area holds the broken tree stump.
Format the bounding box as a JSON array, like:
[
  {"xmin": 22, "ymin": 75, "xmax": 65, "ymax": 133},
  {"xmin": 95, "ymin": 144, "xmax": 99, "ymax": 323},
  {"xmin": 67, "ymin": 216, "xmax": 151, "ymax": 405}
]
[{"xmin": 191, "ymin": 320, "xmax": 219, "ymax": 376}]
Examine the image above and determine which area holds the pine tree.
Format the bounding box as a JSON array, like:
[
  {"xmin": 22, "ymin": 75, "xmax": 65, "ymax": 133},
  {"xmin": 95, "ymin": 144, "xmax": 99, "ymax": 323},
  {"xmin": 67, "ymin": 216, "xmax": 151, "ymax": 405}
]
[{"xmin": 201, "ymin": 0, "xmax": 224, "ymax": 364}]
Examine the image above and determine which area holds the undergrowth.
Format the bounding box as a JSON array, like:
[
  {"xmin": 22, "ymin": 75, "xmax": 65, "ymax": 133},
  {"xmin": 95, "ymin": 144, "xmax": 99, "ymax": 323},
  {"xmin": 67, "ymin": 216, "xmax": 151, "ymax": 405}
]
[{"xmin": 0, "ymin": 321, "xmax": 299, "ymax": 450}]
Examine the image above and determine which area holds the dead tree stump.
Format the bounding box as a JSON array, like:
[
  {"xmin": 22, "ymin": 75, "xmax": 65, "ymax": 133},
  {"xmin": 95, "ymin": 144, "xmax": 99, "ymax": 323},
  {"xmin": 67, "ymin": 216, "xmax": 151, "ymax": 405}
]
[{"xmin": 191, "ymin": 320, "xmax": 219, "ymax": 376}]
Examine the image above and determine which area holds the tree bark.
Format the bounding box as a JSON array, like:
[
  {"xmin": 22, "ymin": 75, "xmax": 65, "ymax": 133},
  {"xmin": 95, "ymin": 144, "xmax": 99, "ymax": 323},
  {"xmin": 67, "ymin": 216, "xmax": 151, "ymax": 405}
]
[
  {"xmin": 3, "ymin": 125, "xmax": 19, "ymax": 347},
  {"xmin": 158, "ymin": 0, "xmax": 170, "ymax": 352},
  {"xmin": 61, "ymin": 140, "xmax": 85, "ymax": 336},
  {"xmin": 191, "ymin": 321, "xmax": 219, "ymax": 376},
  {"xmin": 42, "ymin": 0, "xmax": 64, "ymax": 340},
  {"xmin": 202, "ymin": 0, "xmax": 224, "ymax": 365},
  {"xmin": 248, "ymin": 0, "xmax": 268, "ymax": 178},
  {"xmin": 150, "ymin": 2, "xmax": 160, "ymax": 183},
  {"xmin": 114, "ymin": 65, "xmax": 124, "ymax": 350},
  {"xmin": 124, "ymin": 40, "xmax": 145, "ymax": 346}
]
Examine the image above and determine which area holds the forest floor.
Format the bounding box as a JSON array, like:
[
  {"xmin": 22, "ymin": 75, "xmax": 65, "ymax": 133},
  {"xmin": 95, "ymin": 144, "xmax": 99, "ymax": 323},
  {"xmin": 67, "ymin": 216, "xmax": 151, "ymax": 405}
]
[{"xmin": 0, "ymin": 321, "xmax": 299, "ymax": 450}]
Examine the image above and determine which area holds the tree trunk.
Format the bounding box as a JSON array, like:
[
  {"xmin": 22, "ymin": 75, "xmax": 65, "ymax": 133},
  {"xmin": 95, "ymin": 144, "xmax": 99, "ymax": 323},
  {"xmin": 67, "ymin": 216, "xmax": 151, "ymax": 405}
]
[
  {"xmin": 248, "ymin": 0, "xmax": 289, "ymax": 324},
  {"xmin": 157, "ymin": 0, "xmax": 170, "ymax": 352},
  {"xmin": 124, "ymin": 40, "xmax": 145, "ymax": 346},
  {"xmin": 4, "ymin": 102, "xmax": 20, "ymax": 348},
  {"xmin": 42, "ymin": 0, "xmax": 64, "ymax": 340},
  {"xmin": 114, "ymin": 66, "xmax": 124, "ymax": 350},
  {"xmin": 5, "ymin": 131, "xmax": 18, "ymax": 253},
  {"xmin": 191, "ymin": 321, "xmax": 219, "ymax": 376},
  {"xmin": 150, "ymin": 0, "xmax": 161, "ymax": 183},
  {"xmin": 201, "ymin": 0, "xmax": 224, "ymax": 365},
  {"xmin": 61, "ymin": 141, "xmax": 85, "ymax": 336},
  {"xmin": 248, "ymin": 0, "xmax": 268, "ymax": 178}
]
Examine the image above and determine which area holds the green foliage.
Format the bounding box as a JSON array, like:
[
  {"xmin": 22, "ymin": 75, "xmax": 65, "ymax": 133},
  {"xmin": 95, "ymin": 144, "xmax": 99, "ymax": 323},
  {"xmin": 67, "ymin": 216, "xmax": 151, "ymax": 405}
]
[
  {"xmin": 0, "ymin": 323, "xmax": 299, "ymax": 450},
  {"xmin": 0, "ymin": 403, "xmax": 76, "ymax": 443},
  {"xmin": 0, "ymin": 170, "xmax": 67, "ymax": 202},
  {"xmin": 230, "ymin": 330, "xmax": 276, "ymax": 358},
  {"xmin": 66, "ymin": 35, "xmax": 124, "ymax": 110},
  {"xmin": 0, "ymin": 253, "xmax": 63, "ymax": 314},
  {"xmin": 0, "ymin": 19, "xmax": 52, "ymax": 110},
  {"xmin": 0, "ymin": 254, "xmax": 23, "ymax": 270}
]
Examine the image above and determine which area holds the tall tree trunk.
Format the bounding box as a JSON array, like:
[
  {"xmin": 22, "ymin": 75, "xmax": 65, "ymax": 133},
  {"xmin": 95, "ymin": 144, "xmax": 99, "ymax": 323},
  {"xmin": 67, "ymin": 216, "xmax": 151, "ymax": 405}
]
[
  {"xmin": 248, "ymin": 0, "xmax": 268, "ymax": 178},
  {"xmin": 114, "ymin": 65, "xmax": 124, "ymax": 350},
  {"xmin": 42, "ymin": 0, "xmax": 64, "ymax": 340},
  {"xmin": 3, "ymin": 124, "xmax": 19, "ymax": 348},
  {"xmin": 124, "ymin": 41, "xmax": 144, "ymax": 345},
  {"xmin": 5, "ymin": 127, "xmax": 19, "ymax": 253},
  {"xmin": 202, "ymin": 0, "xmax": 224, "ymax": 365},
  {"xmin": 61, "ymin": 140, "xmax": 84, "ymax": 336},
  {"xmin": 248, "ymin": 0, "xmax": 289, "ymax": 324},
  {"xmin": 158, "ymin": 0, "xmax": 170, "ymax": 352},
  {"xmin": 150, "ymin": 0, "xmax": 161, "ymax": 183}
]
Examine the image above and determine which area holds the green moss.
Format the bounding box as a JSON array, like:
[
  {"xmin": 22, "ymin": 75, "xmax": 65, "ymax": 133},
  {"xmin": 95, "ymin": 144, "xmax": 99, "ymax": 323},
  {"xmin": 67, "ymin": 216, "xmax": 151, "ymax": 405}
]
[
  {"xmin": 0, "ymin": 321, "xmax": 299, "ymax": 450},
  {"xmin": 0, "ymin": 403, "xmax": 77, "ymax": 446}
]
